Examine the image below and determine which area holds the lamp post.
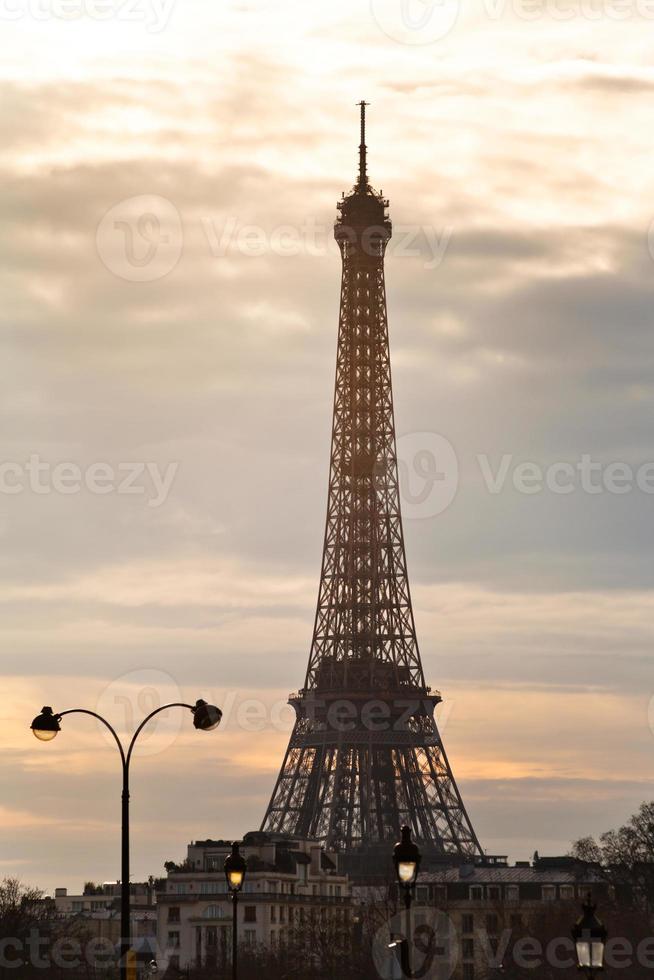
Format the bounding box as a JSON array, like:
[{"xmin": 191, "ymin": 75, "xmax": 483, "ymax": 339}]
[
  {"xmin": 391, "ymin": 826, "xmax": 422, "ymax": 978},
  {"xmin": 30, "ymin": 698, "xmax": 222, "ymax": 980},
  {"xmin": 224, "ymin": 841, "xmax": 247, "ymax": 980},
  {"xmin": 572, "ymin": 894, "xmax": 607, "ymax": 980}
]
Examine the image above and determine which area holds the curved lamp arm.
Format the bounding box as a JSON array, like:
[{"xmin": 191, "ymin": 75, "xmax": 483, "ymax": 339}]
[
  {"xmin": 58, "ymin": 708, "xmax": 127, "ymax": 768},
  {"xmin": 32, "ymin": 699, "xmax": 219, "ymax": 769},
  {"xmin": 125, "ymin": 702, "xmax": 196, "ymax": 770}
]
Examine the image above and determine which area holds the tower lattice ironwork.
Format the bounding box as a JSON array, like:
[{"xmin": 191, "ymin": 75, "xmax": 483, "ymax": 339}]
[{"xmin": 262, "ymin": 104, "xmax": 482, "ymax": 863}]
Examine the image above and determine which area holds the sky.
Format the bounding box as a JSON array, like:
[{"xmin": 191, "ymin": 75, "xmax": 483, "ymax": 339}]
[{"xmin": 2, "ymin": 0, "xmax": 654, "ymax": 895}]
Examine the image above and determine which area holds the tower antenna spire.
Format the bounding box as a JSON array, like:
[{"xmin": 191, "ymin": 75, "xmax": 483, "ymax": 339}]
[{"xmin": 357, "ymin": 100, "xmax": 369, "ymax": 190}]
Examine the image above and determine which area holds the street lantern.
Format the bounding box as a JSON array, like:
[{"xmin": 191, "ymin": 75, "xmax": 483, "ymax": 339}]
[
  {"xmin": 191, "ymin": 699, "xmax": 223, "ymax": 732},
  {"xmin": 30, "ymin": 707, "xmax": 61, "ymax": 741},
  {"xmin": 225, "ymin": 842, "xmax": 247, "ymax": 892},
  {"xmin": 391, "ymin": 827, "xmax": 422, "ymax": 979},
  {"xmin": 394, "ymin": 826, "xmax": 422, "ymax": 892},
  {"xmin": 572, "ymin": 895, "xmax": 607, "ymax": 978},
  {"xmin": 225, "ymin": 842, "xmax": 247, "ymax": 980}
]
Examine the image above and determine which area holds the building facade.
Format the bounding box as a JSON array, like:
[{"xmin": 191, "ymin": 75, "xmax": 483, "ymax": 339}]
[
  {"xmin": 51, "ymin": 882, "xmax": 157, "ymax": 961},
  {"xmin": 156, "ymin": 831, "xmax": 351, "ymax": 972},
  {"xmin": 366, "ymin": 856, "xmax": 611, "ymax": 980}
]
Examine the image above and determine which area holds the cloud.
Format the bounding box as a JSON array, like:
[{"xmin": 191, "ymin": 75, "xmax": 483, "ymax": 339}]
[{"xmin": 2, "ymin": 8, "xmax": 654, "ymax": 889}]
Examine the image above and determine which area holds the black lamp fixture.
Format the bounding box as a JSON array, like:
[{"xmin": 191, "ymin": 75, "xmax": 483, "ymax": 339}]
[
  {"xmin": 30, "ymin": 706, "xmax": 61, "ymax": 741},
  {"xmin": 224, "ymin": 841, "xmax": 247, "ymax": 893},
  {"xmin": 394, "ymin": 825, "xmax": 422, "ymax": 894},
  {"xmin": 224, "ymin": 842, "xmax": 247, "ymax": 980},
  {"xmin": 192, "ymin": 699, "xmax": 223, "ymax": 731},
  {"xmin": 390, "ymin": 826, "xmax": 422, "ymax": 979},
  {"xmin": 572, "ymin": 894, "xmax": 607, "ymax": 979}
]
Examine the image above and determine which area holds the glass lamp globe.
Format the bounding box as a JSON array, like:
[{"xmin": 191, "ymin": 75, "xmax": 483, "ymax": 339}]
[{"xmin": 30, "ymin": 707, "xmax": 60, "ymax": 742}]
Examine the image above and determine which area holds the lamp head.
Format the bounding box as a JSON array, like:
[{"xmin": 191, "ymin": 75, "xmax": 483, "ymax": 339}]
[
  {"xmin": 572, "ymin": 894, "xmax": 607, "ymax": 973},
  {"xmin": 30, "ymin": 706, "xmax": 61, "ymax": 742},
  {"xmin": 224, "ymin": 841, "xmax": 247, "ymax": 893},
  {"xmin": 393, "ymin": 825, "xmax": 421, "ymax": 888},
  {"xmin": 192, "ymin": 699, "xmax": 222, "ymax": 732}
]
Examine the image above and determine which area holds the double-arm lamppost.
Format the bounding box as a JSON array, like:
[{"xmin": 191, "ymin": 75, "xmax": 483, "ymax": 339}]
[
  {"xmin": 572, "ymin": 894, "xmax": 607, "ymax": 980},
  {"xmin": 30, "ymin": 698, "xmax": 222, "ymax": 980},
  {"xmin": 390, "ymin": 826, "xmax": 422, "ymax": 978},
  {"xmin": 224, "ymin": 842, "xmax": 247, "ymax": 980}
]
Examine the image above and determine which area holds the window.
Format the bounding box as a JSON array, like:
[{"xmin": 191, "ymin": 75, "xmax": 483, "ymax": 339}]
[
  {"xmin": 462, "ymin": 939, "xmax": 474, "ymax": 960},
  {"xmin": 462, "ymin": 914, "xmax": 474, "ymax": 935},
  {"xmin": 244, "ymin": 906, "xmax": 257, "ymax": 923},
  {"xmin": 167, "ymin": 932, "xmax": 180, "ymax": 949},
  {"xmin": 560, "ymin": 885, "xmax": 574, "ymax": 900},
  {"xmin": 270, "ymin": 930, "xmax": 276, "ymax": 945},
  {"xmin": 510, "ymin": 913, "xmax": 522, "ymax": 930},
  {"xmin": 202, "ymin": 905, "xmax": 224, "ymax": 919},
  {"xmin": 542, "ymin": 885, "xmax": 556, "ymax": 901},
  {"xmin": 205, "ymin": 855, "xmax": 226, "ymax": 871},
  {"xmin": 463, "ymin": 960, "xmax": 475, "ymax": 979},
  {"xmin": 416, "ymin": 886, "xmax": 429, "ymax": 904},
  {"xmin": 201, "ymin": 881, "xmax": 226, "ymax": 895},
  {"xmin": 270, "ymin": 906, "xmax": 276, "ymax": 923},
  {"xmin": 506, "ymin": 885, "xmax": 519, "ymax": 903},
  {"xmin": 245, "ymin": 930, "xmax": 256, "ymax": 946},
  {"xmin": 335, "ymin": 885, "xmax": 341, "ymax": 897},
  {"xmin": 434, "ymin": 885, "xmax": 448, "ymax": 904},
  {"xmin": 486, "ymin": 914, "xmax": 498, "ymax": 935},
  {"xmin": 72, "ymin": 901, "xmax": 83, "ymax": 912},
  {"xmin": 279, "ymin": 906, "xmax": 285, "ymax": 923},
  {"xmin": 470, "ymin": 887, "xmax": 483, "ymax": 901},
  {"xmin": 168, "ymin": 907, "xmax": 180, "ymax": 923},
  {"xmin": 488, "ymin": 886, "xmax": 500, "ymax": 901}
]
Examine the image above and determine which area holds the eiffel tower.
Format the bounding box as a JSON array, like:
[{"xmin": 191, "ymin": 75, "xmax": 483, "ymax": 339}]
[{"xmin": 262, "ymin": 104, "xmax": 482, "ymax": 871}]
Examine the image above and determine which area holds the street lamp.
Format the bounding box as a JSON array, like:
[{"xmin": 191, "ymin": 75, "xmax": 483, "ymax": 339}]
[
  {"xmin": 391, "ymin": 826, "xmax": 422, "ymax": 978},
  {"xmin": 224, "ymin": 841, "xmax": 247, "ymax": 980},
  {"xmin": 30, "ymin": 698, "xmax": 222, "ymax": 980},
  {"xmin": 572, "ymin": 894, "xmax": 607, "ymax": 980}
]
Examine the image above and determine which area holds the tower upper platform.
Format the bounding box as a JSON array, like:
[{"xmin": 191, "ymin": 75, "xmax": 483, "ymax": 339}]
[{"xmin": 334, "ymin": 101, "xmax": 392, "ymax": 246}]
